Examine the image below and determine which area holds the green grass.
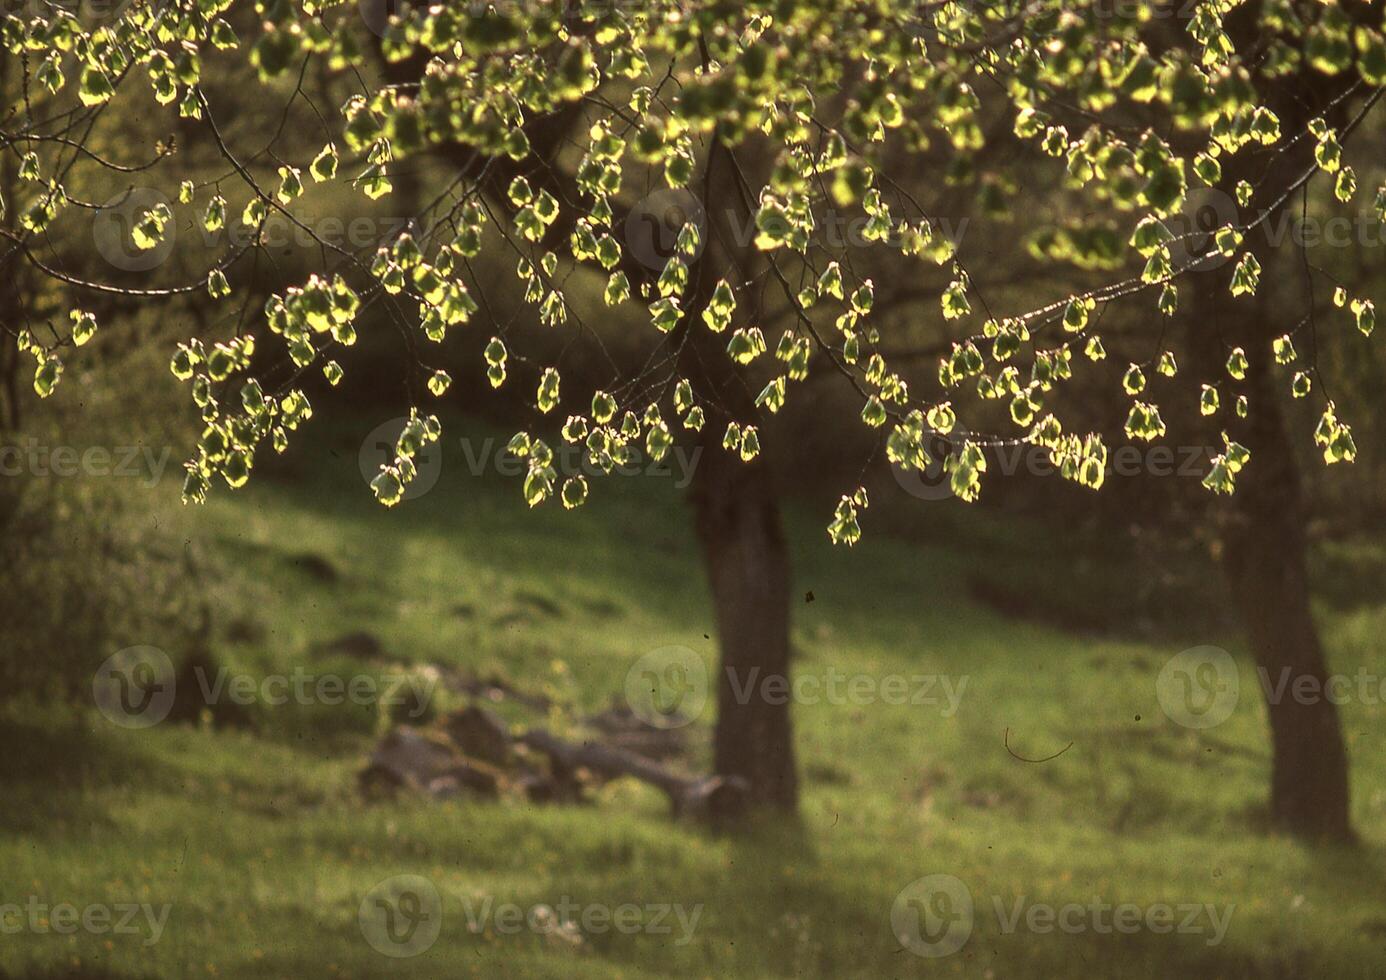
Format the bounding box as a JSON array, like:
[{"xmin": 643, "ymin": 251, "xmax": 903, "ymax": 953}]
[{"xmin": 5, "ymin": 415, "xmax": 1386, "ymax": 978}]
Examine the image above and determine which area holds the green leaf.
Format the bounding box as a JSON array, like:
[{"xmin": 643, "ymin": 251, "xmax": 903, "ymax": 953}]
[
  {"xmin": 1229, "ymin": 253, "xmax": 1261, "ymax": 297},
  {"xmin": 561, "ymin": 476, "xmax": 589, "ymax": 510},
  {"xmin": 359, "ymin": 167, "xmax": 393, "ymax": 201},
  {"xmin": 817, "ymin": 262, "xmax": 844, "ymax": 300},
  {"xmin": 276, "ymin": 167, "xmax": 303, "ymax": 203},
  {"xmin": 1157, "ymin": 283, "xmax": 1178, "ymax": 316},
  {"xmin": 170, "ymin": 344, "xmax": 199, "ymax": 381},
  {"xmin": 591, "ymin": 391, "xmax": 617, "ymax": 424},
  {"xmin": 1199, "ymin": 385, "xmax": 1220, "ymax": 417},
  {"xmin": 207, "ymin": 269, "xmax": 230, "ymax": 299},
  {"xmin": 1193, "ymin": 153, "xmax": 1221, "ymax": 185},
  {"xmin": 604, "ymin": 271, "xmax": 632, "ymax": 306},
  {"xmin": 371, "ymin": 469, "xmax": 405, "ymax": 507},
  {"xmin": 755, "ymin": 378, "xmax": 786, "ymax": 414},
  {"xmin": 1250, "ymin": 106, "xmax": 1281, "ymax": 145},
  {"xmin": 702, "ymin": 279, "xmax": 736, "ymax": 333},
  {"xmin": 132, "ymin": 204, "xmax": 172, "ymax": 251},
  {"xmin": 311, "ymin": 144, "xmax": 339, "ymax": 182},
  {"xmin": 484, "ymin": 337, "xmax": 507, "ymax": 388},
  {"xmin": 861, "ymin": 396, "xmax": 887, "ymax": 428},
  {"xmin": 1226, "ymin": 347, "xmax": 1248, "ymax": 380},
  {"xmin": 70, "ymin": 310, "xmax": 97, "ymax": 347},
  {"xmin": 1130, "ymin": 216, "xmax": 1172, "ymax": 257},
  {"xmin": 242, "ymin": 197, "xmax": 267, "ymax": 228},
  {"xmin": 941, "ymin": 281, "xmax": 970, "ymax": 320},
  {"xmin": 78, "ymin": 65, "xmax": 114, "ymax": 106},
  {"xmin": 204, "ymin": 196, "xmax": 226, "ymax": 232},
  {"xmin": 523, "ymin": 465, "xmax": 555, "ymax": 508},
  {"xmin": 674, "ymin": 379, "xmax": 694, "ymax": 414},
  {"xmin": 33, "ymin": 355, "xmax": 62, "ymax": 397},
  {"xmin": 646, "ymin": 421, "xmax": 672, "ymax": 462},
  {"xmin": 1123, "ymin": 401, "xmax": 1166, "ymax": 442},
  {"xmin": 536, "ymin": 367, "xmax": 560, "ymax": 413},
  {"xmin": 726, "ymin": 327, "xmax": 766, "ymax": 365},
  {"xmin": 739, "ymin": 426, "xmax": 761, "ymax": 461},
  {"xmin": 926, "ymin": 402, "xmax": 956, "ymax": 434},
  {"xmin": 1335, "ymin": 167, "xmax": 1357, "ymax": 203},
  {"xmin": 1351, "ymin": 299, "xmax": 1376, "ymax": 336},
  {"xmin": 1063, "ymin": 298, "xmax": 1093, "ymax": 332},
  {"xmin": 1214, "ymin": 227, "xmax": 1242, "ymax": 256},
  {"xmin": 240, "ymin": 379, "xmax": 266, "ymax": 415},
  {"xmin": 1314, "ymin": 130, "xmax": 1342, "ymax": 172},
  {"xmin": 649, "ymin": 297, "xmax": 682, "ymax": 333}
]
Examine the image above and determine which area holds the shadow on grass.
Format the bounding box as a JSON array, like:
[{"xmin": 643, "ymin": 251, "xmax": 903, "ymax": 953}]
[{"xmin": 0, "ymin": 712, "xmax": 167, "ymax": 837}]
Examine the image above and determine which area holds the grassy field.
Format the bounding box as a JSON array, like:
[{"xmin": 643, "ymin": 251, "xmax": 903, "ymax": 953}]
[{"xmin": 4, "ymin": 416, "xmax": 1386, "ymax": 978}]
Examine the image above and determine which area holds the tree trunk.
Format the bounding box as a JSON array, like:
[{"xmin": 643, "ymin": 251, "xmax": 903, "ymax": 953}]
[
  {"xmin": 1189, "ymin": 271, "xmax": 1352, "ymax": 842},
  {"xmin": 1223, "ymin": 359, "xmax": 1351, "ymax": 841},
  {"xmin": 689, "ymin": 421, "xmax": 799, "ymax": 811},
  {"xmin": 668, "ymin": 136, "xmax": 799, "ymax": 814}
]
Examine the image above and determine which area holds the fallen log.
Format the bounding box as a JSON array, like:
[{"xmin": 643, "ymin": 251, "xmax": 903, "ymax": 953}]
[
  {"xmin": 359, "ymin": 726, "xmax": 501, "ymax": 799},
  {"xmin": 519, "ymin": 728, "xmax": 749, "ymax": 824}
]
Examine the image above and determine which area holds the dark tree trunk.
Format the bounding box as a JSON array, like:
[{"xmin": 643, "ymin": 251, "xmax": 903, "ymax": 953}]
[
  {"xmin": 1188, "ymin": 272, "xmax": 1352, "ymax": 842},
  {"xmin": 688, "ymin": 421, "xmax": 798, "ymax": 811},
  {"xmin": 674, "ymin": 137, "xmax": 800, "ymax": 813},
  {"xmin": 1223, "ymin": 358, "xmax": 1351, "ymax": 841},
  {"xmin": 659, "ymin": 270, "xmax": 802, "ymax": 813}
]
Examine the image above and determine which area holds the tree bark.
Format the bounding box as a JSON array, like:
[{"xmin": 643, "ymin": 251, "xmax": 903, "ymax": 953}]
[
  {"xmin": 673, "ymin": 137, "xmax": 800, "ymax": 813},
  {"xmin": 1224, "ymin": 361, "xmax": 1351, "ymax": 841},
  {"xmin": 688, "ymin": 419, "xmax": 799, "ymax": 811}
]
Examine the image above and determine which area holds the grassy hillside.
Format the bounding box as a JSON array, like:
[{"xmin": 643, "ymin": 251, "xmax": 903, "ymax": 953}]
[{"xmin": 4, "ymin": 416, "xmax": 1386, "ymax": 978}]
